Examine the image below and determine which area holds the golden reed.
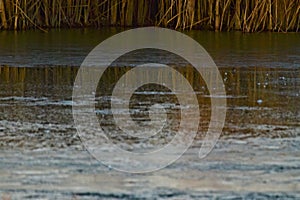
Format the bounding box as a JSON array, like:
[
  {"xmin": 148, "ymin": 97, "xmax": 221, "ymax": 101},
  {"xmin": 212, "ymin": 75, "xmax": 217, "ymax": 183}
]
[{"xmin": 0, "ymin": 0, "xmax": 299, "ymax": 32}]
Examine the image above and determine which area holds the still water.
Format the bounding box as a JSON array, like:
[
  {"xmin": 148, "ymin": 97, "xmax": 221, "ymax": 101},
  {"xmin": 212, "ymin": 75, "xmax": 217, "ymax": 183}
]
[
  {"xmin": 0, "ymin": 29, "xmax": 299, "ymax": 68},
  {"xmin": 0, "ymin": 29, "xmax": 299, "ymax": 199}
]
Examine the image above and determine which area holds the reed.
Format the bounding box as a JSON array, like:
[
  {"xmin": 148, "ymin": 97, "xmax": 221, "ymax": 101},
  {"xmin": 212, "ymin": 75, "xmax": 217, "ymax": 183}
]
[{"xmin": 0, "ymin": 0, "xmax": 299, "ymax": 32}]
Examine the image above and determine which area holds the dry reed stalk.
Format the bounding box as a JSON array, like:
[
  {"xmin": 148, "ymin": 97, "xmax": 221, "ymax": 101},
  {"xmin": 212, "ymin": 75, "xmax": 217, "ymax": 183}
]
[
  {"xmin": 0, "ymin": 0, "xmax": 7, "ymax": 29},
  {"xmin": 268, "ymin": 0, "xmax": 272, "ymax": 30},
  {"xmin": 187, "ymin": 0, "xmax": 195, "ymax": 29},
  {"xmin": 110, "ymin": 0, "xmax": 118, "ymax": 25},
  {"xmin": 126, "ymin": 0, "xmax": 134, "ymax": 26},
  {"xmin": 288, "ymin": 3, "xmax": 299, "ymax": 31},
  {"xmin": 175, "ymin": 0, "xmax": 182, "ymax": 29},
  {"xmin": 120, "ymin": 0, "xmax": 126, "ymax": 26},
  {"xmin": 14, "ymin": 2, "xmax": 47, "ymax": 32},
  {"xmin": 43, "ymin": 0, "xmax": 49, "ymax": 27},
  {"xmin": 84, "ymin": 0, "xmax": 91, "ymax": 25},
  {"xmin": 5, "ymin": 0, "xmax": 11, "ymax": 27},
  {"xmin": 219, "ymin": 0, "xmax": 231, "ymax": 31},
  {"xmin": 14, "ymin": 0, "xmax": 18, "ymax": 30},
  {"xmin": 234, "ymin": 0, "xmax": 242, "ymax": 30},
  {"xmin": 51, "ymin": 0, "xmax": 56, "ymax": 27},
  {"xmin": 0, "ymin": 0, "xmax": 299, "ymax": 32},
  {"xmin": 22, "ymin": 0, "xmax": 26, "ymax": 29},
  {"xmin": 208, "ymin": 0, "xmax": 213, "ymax": 26},
  {"xmin": 215, "ymin": 0, "xmax": 220, "ymax": 31},
  {"xmin": 137, "ymin": 0, "xmax": 146, "ymax": 26}
]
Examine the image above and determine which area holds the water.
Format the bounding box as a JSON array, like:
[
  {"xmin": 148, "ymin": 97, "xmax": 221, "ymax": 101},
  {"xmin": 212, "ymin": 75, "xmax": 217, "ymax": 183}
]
[
  {"xmin": 0, "ymin": 29, "xmax": 299, "ymax": 199},
  {"xmin": 0, "ymin": 29, "xmax": 299, "ymax": 68}
]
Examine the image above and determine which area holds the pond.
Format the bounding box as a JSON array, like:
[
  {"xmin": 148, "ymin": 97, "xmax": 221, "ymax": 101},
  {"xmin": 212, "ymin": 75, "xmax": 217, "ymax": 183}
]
[{"xmin": 0, "ymin": 29, "xmax": 299, "ymax": 199}]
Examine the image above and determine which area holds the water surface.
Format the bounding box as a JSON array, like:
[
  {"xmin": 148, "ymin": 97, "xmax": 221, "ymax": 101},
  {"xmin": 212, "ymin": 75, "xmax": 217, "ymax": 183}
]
[
  {"xmin": 0, "ymin": 29, "xmax": 299, "ymax": 68},
  {"xmin": 0, "ymin": 29, "xmax": 299, "ymax": 199}
]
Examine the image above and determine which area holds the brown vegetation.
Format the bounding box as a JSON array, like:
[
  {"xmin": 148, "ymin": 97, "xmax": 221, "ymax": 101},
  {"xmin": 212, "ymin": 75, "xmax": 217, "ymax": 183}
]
[{"xmin": 0, "ymin": 0, "xmax": 299, "ymax": 32}]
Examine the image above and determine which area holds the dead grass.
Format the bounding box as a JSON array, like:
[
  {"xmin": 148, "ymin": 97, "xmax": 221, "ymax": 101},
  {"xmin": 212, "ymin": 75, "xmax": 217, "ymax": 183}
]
[{"xmin": 0, "ymin": 0, "xmax": 299, "ymax": 32}]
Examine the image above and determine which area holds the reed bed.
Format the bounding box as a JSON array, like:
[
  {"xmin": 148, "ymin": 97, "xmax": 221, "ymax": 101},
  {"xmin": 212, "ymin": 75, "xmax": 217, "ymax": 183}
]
[{"xmin": 0, "ymin": 0, "xmax": 299, "ymax": 32}]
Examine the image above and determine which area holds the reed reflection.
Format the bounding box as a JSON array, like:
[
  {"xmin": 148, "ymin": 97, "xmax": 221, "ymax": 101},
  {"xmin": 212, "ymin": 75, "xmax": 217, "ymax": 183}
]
[{"xmin": 1, "ymin": 65, "xmax": 298, "ymax": 107}]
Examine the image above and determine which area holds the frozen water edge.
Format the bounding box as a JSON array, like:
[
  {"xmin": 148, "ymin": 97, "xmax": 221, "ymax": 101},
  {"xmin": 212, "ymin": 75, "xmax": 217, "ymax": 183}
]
[{"xmin": 0, "ymin": 137, "xmax": 299, "ymax": 199}]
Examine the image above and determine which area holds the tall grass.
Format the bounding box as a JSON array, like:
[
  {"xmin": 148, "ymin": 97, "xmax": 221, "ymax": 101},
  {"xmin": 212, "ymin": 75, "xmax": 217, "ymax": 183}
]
[{"xmin": 0, "ymin": 0, "xmax": 299, "ymax": 32}]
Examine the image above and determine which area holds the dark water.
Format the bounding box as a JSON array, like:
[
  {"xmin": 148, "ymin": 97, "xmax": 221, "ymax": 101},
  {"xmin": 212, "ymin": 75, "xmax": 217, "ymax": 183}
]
[
  {"xmin": 0, "ymin": 29, "xmax": 299, "ymax": 68},
  {"xmin": 0, "ymin": 29, "xmax": 299, "ymax": 199}
]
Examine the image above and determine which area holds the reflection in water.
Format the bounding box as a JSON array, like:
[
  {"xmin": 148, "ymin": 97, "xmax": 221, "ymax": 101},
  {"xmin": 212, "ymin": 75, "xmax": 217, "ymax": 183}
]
[
  {"xmin": 0, "ymin": 65, "xmax": 299, "ymax": 141},
  {"xmin": 0, "ymin": 65, "xmax": 299, "ymax": 106},
  {"xmin": 0, "ymin": 66, "xmax": 77, "ymax": 98},
  {"xmin": 0, "ymin": 65, "xmax": 299, "ymax": 199}
]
